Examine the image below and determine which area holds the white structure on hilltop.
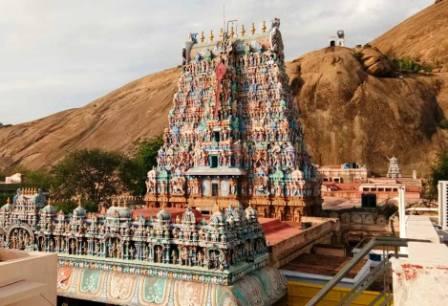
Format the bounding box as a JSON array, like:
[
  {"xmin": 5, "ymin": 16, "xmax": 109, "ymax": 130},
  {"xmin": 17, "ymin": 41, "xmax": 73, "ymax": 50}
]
[
  {"xmin": 387, "ymin": 157, "xmax": 402, "ymax": 179},
  {"xmin": 336, "ymin": 30, "xmax": 345, "ymax": 46},
  {"xmin": 438, "ymin": 181, "xmax": 448, "ymax": 230},
  {"xmin": 329, "ymin": 30, "xmax": 345, "ymax": 47}
]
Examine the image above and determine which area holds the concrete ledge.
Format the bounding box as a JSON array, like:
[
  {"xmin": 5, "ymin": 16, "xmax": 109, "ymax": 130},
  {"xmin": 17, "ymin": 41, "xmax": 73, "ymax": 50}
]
[{"xmin": 0, "ymin": 280, "xmax": 46, "ymax": 306}]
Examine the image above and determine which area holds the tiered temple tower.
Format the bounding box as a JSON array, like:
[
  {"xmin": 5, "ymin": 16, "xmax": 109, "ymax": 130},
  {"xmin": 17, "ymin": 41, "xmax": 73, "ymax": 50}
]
[
  {"xmin": 387, "ymin": 156, "xmax": 402, "ymax": 179},
  {"xmin": 145, "ymin": 19, "xmax": 322, "ymax": 221}
]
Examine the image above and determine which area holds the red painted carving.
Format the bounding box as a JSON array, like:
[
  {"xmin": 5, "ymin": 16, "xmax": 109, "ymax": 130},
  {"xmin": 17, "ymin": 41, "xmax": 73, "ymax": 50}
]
[{"xmin": 215, "ymin": 62, "xmax": 227, "ymax": 117}]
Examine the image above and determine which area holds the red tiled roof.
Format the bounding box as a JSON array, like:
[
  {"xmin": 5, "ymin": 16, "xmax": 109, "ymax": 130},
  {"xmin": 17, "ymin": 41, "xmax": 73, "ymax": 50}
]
[
  {"xmin": 259, "ymin": 218, "xmax": 302, "ymax": 246},
  {"xmin": 323, "ymin": 182, "xmax": 360, "ymax": 191}
]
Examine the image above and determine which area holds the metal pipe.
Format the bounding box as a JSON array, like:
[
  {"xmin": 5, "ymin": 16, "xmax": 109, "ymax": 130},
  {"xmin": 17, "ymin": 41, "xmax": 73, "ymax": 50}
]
[{"xmin": 304, "ymin": 237, "xmax": 429, "ymax": 306}]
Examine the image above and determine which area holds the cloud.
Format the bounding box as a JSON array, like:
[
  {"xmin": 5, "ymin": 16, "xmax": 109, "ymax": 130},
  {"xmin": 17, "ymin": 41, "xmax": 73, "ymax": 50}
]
[{"xmin": 0, "ymin": 0, "xmax": 433, "ymax": 124}]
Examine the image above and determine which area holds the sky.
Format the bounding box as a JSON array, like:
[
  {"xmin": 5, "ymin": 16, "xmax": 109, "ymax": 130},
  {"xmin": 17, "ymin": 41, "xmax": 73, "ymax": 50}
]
[{"xmin": 0, "ymin": 0, "xmax": 433, "ymax": 124}]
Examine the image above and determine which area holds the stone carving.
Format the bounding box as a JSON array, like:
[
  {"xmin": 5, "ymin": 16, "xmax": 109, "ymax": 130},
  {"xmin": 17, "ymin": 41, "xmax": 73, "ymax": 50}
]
[
  {"xmin": 144, "ymin": 18, "xmax": 321, "ymax": 220},
  {"xmin": 270, "ymin": 18, "xmax": 284, "ymax": 59},
  {"xmin": 0, "ymin": 189, "xmax": 268, "ymax": 282},
  {"xmin": 146, "ymin": 168, "xmax": 157, "ymax": 193}
]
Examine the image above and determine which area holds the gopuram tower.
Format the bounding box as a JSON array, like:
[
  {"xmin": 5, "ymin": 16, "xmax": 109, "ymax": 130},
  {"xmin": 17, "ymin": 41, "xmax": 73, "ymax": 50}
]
[{"xmin": 145, "ymin": 19, "xmax": 322, "ymax": 221}]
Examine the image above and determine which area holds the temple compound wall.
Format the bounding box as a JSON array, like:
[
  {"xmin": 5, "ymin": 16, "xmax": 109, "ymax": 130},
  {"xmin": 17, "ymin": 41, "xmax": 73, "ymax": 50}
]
[
  {"xmin": 0, "ymin": 187, "xmax": 286, "ymax": 305},
  {"xmin": 392, "ymin": 216, "xmax": 448, "ymax": 306},
  {"xmin": 144, "ymin": 18, "xmax": 322, "ymax": 222}
]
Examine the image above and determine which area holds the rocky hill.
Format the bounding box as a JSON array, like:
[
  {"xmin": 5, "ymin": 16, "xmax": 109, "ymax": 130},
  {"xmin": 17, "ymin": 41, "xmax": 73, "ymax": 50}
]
[
  {"xmin": 287, "ymin": 47, "xmax": 448, "ymax": 175},
  {"xmin": 1, "ymin": 2, "xmax": 448, "ymax": 176},
  {"xmin": 372, "ymin": 0, "xmax": 448, "ymax": 72},
  {"xmin": 0, "ymin": 68, "xmax": 178, "ymax": 170}
]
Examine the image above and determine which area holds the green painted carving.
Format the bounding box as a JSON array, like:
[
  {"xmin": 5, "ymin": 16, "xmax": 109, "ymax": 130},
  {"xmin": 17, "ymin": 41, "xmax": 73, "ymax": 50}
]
[
  {"xmin": 80, "ymin": 270, "xmax": 101, "ymax": 293},
  {"xmin": 142, "ymin": 277, "xmax": 167, "ymax": 304}
]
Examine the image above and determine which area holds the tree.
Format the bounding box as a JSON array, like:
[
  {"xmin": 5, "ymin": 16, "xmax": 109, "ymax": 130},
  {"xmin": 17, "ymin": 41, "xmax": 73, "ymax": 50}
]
[
  {"xmin": 134, "ymin": 136, "xmax": 163, "ymax": 172},
  {"xmin": 428, "ymin": 151, "xmax": 448, "ymax": 199},
  {"xmin": 53, "ymin": 200, "xmax": 77, "ymax": 215},
  {"xmin": 123, "ymin": 137, "xmax": 163, "ymax": 195},
  {"xmin": 22, "ymin": 169, "xmax": 55, "ymax": 190},
  {"xmin": 51, "ymin": 149, "xmax": 126, "ymax": 207}
]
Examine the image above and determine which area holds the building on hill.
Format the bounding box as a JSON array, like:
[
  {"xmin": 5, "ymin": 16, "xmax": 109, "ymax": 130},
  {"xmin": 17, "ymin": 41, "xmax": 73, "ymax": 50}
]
[
  {"xmin": 318, "ymin": 163, "xmax": 368, "ymax": 183},
  {"xmin": 144, "ymin": 18, "xmax": 322, "ymax": 222},
  {"xmin": 4, "ymin": 173, "xmax": 23, "ymax": 184},
  {"xmin": 387, "ymin": 156, "xmax": 401, "ymax": 179}
]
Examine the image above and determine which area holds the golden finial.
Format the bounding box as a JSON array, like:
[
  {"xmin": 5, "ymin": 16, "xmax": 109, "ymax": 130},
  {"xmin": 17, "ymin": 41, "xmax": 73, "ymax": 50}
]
[
  {"xmin": 262, "ymin": 21, "xmax": 267, "ymax": 33},
  {"xmin": 230, "ymin": 25, "xmax": 235, "ymax": 38},
  {"xmin": 240, "ymin": 24, "xmax": 246, "ymax": 37},
  {"xmin": 219, "ymin": 28, "xmax": 224, "ymax": 40},
  {"xmin": 210, "ymin": 30, "xmax": 214, "ymax": 42},
  {"xmin": 251, "ymin": 22, "xmax": 256, "ymax": 35},
  {"xmin": 200, "ymin": 31, "xmax": 205, "ymax": 43}
]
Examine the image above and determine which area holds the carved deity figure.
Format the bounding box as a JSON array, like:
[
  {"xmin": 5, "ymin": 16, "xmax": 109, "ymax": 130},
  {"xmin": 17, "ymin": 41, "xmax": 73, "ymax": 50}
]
[
  {"xmin": 292, "ymin": 209, "xmax": 302, "ymax": 224},
  {"xmin": 155, "ymin": 246, "xmax": 163, "ymax": 263},
  {"xmin": 146, "ymin": 168, "xmax": 157, "ymax": 193},
  {"xmin": 270, "ymin": 18, "xmax": 284, "ymax": 59},
  {"xmin": 171, "ymin": 249, "xmax": 179, "ymax": 264}
]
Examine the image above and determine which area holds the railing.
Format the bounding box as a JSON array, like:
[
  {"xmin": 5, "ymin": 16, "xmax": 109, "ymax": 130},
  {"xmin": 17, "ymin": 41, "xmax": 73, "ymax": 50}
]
[{"xmin": 305, "ymin": 236, "xmax": 431, "ymax": 306}]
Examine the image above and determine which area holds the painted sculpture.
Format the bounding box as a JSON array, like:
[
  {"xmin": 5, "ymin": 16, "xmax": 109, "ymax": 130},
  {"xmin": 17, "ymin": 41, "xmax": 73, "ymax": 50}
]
[
  {"xmin": 145, "ymin": 18, "xmax": 322, "ymax": 221},
  {"xmin": 0, "ymin": 21, "xmax": 299, "ymax": 305}
]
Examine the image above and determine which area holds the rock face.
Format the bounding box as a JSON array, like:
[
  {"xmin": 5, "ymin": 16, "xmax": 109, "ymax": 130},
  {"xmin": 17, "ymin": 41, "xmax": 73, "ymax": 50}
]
[
  {"xmin": 287, "ymin": 47, "xmax": 448, "ymax": 175},
  {"xmin": 0, "ymin": 68, "xmax": 178, "ymax": 170},
  {"xmin": 372, "ymin": 0, "xmax": 448, "ymax": 72},
  {"xmin": 356, "ymin": 46, "xmax": 392, "ymax": 76},
  {"xmin": 1, "ymin": 3, "xmax": 448, "ymax": 176}
]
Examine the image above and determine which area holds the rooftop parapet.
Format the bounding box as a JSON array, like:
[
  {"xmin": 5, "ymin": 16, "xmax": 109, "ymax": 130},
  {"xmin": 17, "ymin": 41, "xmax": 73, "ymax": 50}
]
[{"xmin": 0, "ymin": 188, "xmax": 269, "ymax": 285}]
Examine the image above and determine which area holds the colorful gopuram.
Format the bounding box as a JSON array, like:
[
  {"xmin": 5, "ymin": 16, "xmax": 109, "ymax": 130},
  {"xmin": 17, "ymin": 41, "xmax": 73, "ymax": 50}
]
[
  {"xmin": 0, "ymin": 19, "xmax": 326, "ymax": 305},
  {"xmin": 145, "ymin": 18, "xmax": 322, "ymax": 222}
]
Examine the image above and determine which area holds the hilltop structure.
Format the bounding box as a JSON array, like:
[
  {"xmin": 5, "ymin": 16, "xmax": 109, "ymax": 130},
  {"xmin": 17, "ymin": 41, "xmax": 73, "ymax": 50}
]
[
  {"xmin": 387, "ymin": 157, "xmax": 402, "ymax": 179},
  {"xmin": 145, "ymin": 18, "xmax": 322, "ymax": 222}
]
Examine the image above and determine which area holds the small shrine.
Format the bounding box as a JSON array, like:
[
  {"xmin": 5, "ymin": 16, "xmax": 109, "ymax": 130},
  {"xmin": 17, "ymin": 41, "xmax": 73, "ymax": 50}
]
[
  {"xmin": 387, "ymin": 156, "xmax": 402, "ymax": 179},
  {"xmin": 145, "ymin": 18, "xmax": 322, "ymax": 222}
]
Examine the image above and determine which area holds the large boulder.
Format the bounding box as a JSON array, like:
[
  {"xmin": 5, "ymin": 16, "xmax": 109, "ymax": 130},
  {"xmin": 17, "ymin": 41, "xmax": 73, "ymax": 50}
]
[
  {"xmin": 356, "ymin": 45, "xmax": 392, "ymax": 77},
  {"xmin": 287, "ymin": 47, "xmax": 448, "ymax": 175}
]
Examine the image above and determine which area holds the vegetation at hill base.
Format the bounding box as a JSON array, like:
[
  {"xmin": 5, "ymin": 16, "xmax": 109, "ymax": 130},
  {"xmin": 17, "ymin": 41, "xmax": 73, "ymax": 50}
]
[
  {"xmin": 0, "ymin": 137, "xmax": 162, "ymax": 211},
  {"xmin": 392, "ymin": 57, "xmax": 432, "ymax": 73}
]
